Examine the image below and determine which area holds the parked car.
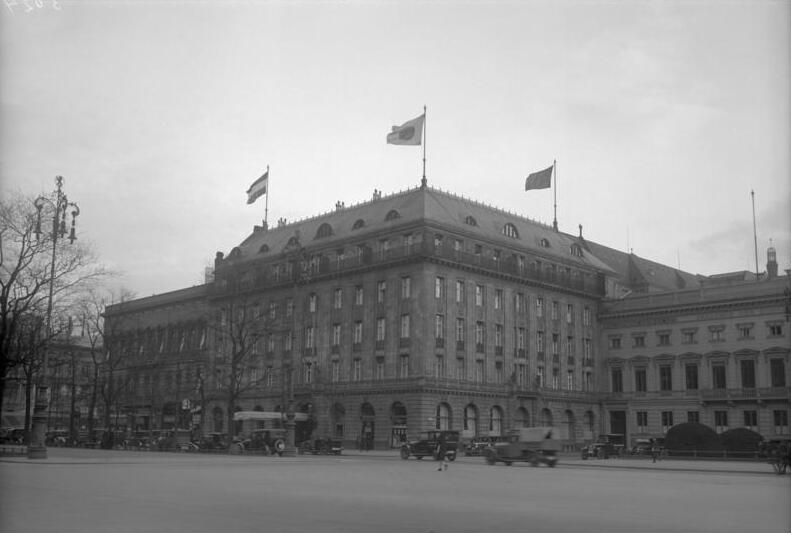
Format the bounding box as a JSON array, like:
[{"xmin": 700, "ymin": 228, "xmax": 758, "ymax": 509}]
[
  {"xmin": 581, "ymin": 433, "xmax": 625, "ymax": 459},
  {"xmin": 400, "ymin": 430, "xmax": 459, "ymax": 461},
  {"xmin": 242, "ymin": 429, "xmax": 287, "ymax": 456},
  {"xmin": 484, "ymin": 427, "xmax": 560, "ymax": 467},
  {"xmin": 463, "ymin": 436, "xmax": 507, "ymax": 456},
  {"xmin": 299, "ymin": 436, "xmax": 343, "ymax": 455}
]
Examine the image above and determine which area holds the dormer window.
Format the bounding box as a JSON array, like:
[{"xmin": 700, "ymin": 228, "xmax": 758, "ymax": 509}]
[
  {"xmin": 502, "ymin": 223, "xmax": 519, "ymax": 239},
  {"xmin": 570, "ymin": 244, "xmax": 583, "ymax": 257},
  {"xmin": 539, "ymin": 238, "xmax": 550, "ymax": 248},
  {"xmin": 258, "ymin": 244, "xmax": 270, "ymax": 254},
  {"xmin": 315, "ymin": 223, "xmax": 333, "ymax": 239},
  {"xmin": 385, "ymin": 209, "xmax": 401, "ymax": 221},
  {"xmin": 352, "ymin": 219, "xmax": 365, "ymax": 230},
  {"xmin": 465, "ymin": 216, "xmax": 478, "ymax": 227}
]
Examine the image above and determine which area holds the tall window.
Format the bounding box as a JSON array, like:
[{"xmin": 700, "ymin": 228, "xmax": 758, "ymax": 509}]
[
  {"xmin": 455, "ymin": 280, "xmax": 465, "ymax": 303},
  {"xmin": 494, "ymin": 289, "xmax": 503, "ymax": 310},
  {"xmin": 353, "ymin": 321, "xmax": 363, "ymax": 344},
  {"xmin": 551, "ymin": 334, "xmax": 559, "ymax": 356},
  {"xmin": 435, "ymin": 314, "xmax": 445, "ymax": 341},
  {"xmin": 774, "ymin": 410, "xmax": 788, "ymax": 435},
  {"xmin": 551, "ymin": 301, "xmax": 559, "ymax": 320},
  {"xmin": 537, "ymin": 331, "xmax": 544, "ymax": 353},
  {"xmin": 435, "ymin": 355, "xmax": 445, "ymax": 378},
  {"xmin": 303, "ymin": 362, "xmax": 313, "ymax": 384},
  {"xmin": 536, "ymin": 366, "xmax": 544, "ymax": 387},
  {"xmin": 332, "ymin": 324, "xmax": 341, "ymax": 346},
  {"xmin": 456, "ymin": 318, "xmax": 465, "ymax": 343},
  {"xmin": 740, "ymin": 360, "xmax": 756, "ymax": 388},
  {"xmin": 635, "ymin": 368, "xmax": 647, "ymax": 393},
  {"xmin": 714, "ymin": 410, "xmax": 728, "ymax": 433},
  {"xmin": 475, "ymin": 322, "xmax": 485, "ymax": 351},
  {"xmin": 551, "ymin": 367, "xmax": 559, "ymax": 389},
  {"xmin": 375, "ymin": 359, "xmax": 385, "ymax": 380},
  {"xmin": 377, "ymin": 281, "xmax": 386, "ymax": 303},
  {"xmin": 712, "ymin": 364, "xmax": 726, "ymax": 389},
  {"xmin": 611, "ymin": 368, "xmax": 623, "ymax": 393},
  {"xmin": 331, "ymin": 360, "xmax": 340, "ymax": 383},
  {"xmin": 376, "ymin": 318, "xmax": 386, "ymax": 341},
  {"xmin": 743, "ymin": 410, "xmax": 757, "ymax": 430},
  {"xmin": 355, "ymin": 285, "xmax": 364, "ymax": 305},
  {"xmin": 516, "ymin": 327, "xmax": 525, "ymax": 351},
  {"xmin": 475, "ymin": 285, "xmax": 484, "ymax": 306},
  {"xmin": 353, "ymin": 359, "xmax": 362, "ymax": 381},
  {"xmin": 305, "ymin": 326, "xmax": 315, "ymax": 349},
  {"xmin": 309, "ymin": 293, "xmax": 317, "ymax": 313},
  {"xmin": 536, "ymin": 297, "xmax": 544, "ymax": 317},
  {"xmin": 636, "ymin": 411, "xmax": 648, "ymax": 431},
  {"xmin": 770, "ymin": 359, "xmax": 786, "ymax": 387},
  {"xmin": 435, "ymin": 277, "xmax": 445, "ymax": 299},
  {"xmin": 475, "ymin": 360, "xmax": 484, "ymax": 383},
  {"xmin": 399, "ymin": 355, "xmax": 409, "ymax": 378},
  {"xmin": 515, "ymin": 292, "xmax": 525, "ymax": 313},
  {"xmin": 401, "ymin": 276, "xmax": 411, "ymax": 299},
  {"xmin": 582, "ymin": 306, "xmax": 591, "ymax": 327},
  {"xmin": 566, "ymin": 304, "xmax": 573, "ymax": 324},
  {"xmin": 566, "ymin": 370, "xmax": 575, "ymax": 390},
  {"xmin": 333, "ymin": 288, "xmax": 343, "ymax": 309},
  {"xmin": 659, "ymin": 365, "xmax": 672, "ymax": 391},
  {"xmin": 661, "ymin": 411, "xmax": 674, "ymax": 433},
  {"xmin": 495, "ymin": 361, "xmax": 504, "ymax": 383},
  {"xmin": 495, "ymin": 324, "xmax": 504, "ymax": 350},
  {"xmin": 687, "ymin": 411, "xmax": 700, "ymax": 424},
  {"xmin": 457, "ymin": 357, "xmax": 465, "ymax": 380},
  {"xmin": 685, "ymin": 364, "xmax": 699, "ymax": 390},
  {"xmin": 400, "ymin": 314, "xmax": 410, "ymax": 339}
]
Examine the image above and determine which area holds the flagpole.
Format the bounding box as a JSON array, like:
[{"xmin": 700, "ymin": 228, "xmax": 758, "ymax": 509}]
[
  {"xmin": 265, "ymin": 165, "xmax": 270, "ymax": 229},
  {"xmin": 421, "ymin": 105, "xmax": 427, "ymax": 188},
  {"xmin": 552, "ymin": 159, "xmax": 558, "ymax": 231},
  {"xmin": 751, "ymin": 190, "xmax": 759, "ymax": 277}
]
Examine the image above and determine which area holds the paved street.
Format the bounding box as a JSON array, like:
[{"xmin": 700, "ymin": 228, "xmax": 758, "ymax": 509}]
[{"xmin": 2, "ymin": 449, "xmax": 789, "ymax": 533}]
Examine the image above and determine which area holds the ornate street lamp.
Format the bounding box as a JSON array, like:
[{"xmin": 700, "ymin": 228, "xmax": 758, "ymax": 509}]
[{"xmin": 28, "ymin": 176, "xmax": 79, "ymax": 459}]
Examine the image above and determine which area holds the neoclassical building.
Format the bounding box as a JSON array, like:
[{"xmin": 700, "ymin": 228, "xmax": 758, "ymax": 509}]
[{"xmin": 103, "ymin": 184, "xmax": 790, "ymax": 449}]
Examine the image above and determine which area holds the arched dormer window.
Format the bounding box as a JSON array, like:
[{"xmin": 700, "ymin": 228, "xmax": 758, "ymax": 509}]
[
  {"xmin": 570, "ymin": 244, "xmax": 583, "ymax": 257},
  {"xmin": 286, "ymin": 236, "xmax": 299, "ymax": 247},
  {"xmin": 385, "ymin": 209, "xmax": 401, "ymax": 221},
  {"xmin": 502, "ymin": 223, "xmax": 519, "ymax": 239},
  {"xmin": 352, "ymin": 219, "xmax": 365, "ymax": 230},
  {"xmin": 228, "ymin": 247, "xmax": 242, "ymax": 259},
  {"xmin": 315, "ymin": 223, "xmax": 333, "ymax": 239},
  {"xmin": 258, "ymin": 244, "xmax": 270, "ymax": 254},
  {"xmin": 465, "ymin": 216, "xmax": 478, "ymax": 227},
  {"xmin": 539, "ymin": 238, "xmax": 550, "ymax": 248}
]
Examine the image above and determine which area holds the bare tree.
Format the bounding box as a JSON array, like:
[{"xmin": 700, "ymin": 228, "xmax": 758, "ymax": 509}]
[
  {"xmin": 210, "ymin": 297, "xmax": 271, "ymax": 440},
  {"xmin": 0, "ymin": 190, "xmax": 110, "ymax": 419}
]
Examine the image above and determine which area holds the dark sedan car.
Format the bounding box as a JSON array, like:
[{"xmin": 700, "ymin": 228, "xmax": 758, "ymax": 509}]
[{"xmin": 400, "ymin": 430, "xmax": 459, "ymax": 461}]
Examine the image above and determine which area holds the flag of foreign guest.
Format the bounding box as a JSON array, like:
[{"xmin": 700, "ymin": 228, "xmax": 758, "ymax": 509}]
[
  {"xmin": 246, "ymin": 171, "xmax": 268, "ymax": 204},
  {"xmin": 386, "ymin": 114, "xmax": 425, "ymax": 145},
  {"xmin": 525, "ymin": 164, "xmax": 553, "ymax": 190}
]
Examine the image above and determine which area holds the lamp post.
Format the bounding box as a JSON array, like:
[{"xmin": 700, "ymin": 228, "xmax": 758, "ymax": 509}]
[{"xmin": 28, "ymin": 176, "xmax": 79, "ymax": 459}]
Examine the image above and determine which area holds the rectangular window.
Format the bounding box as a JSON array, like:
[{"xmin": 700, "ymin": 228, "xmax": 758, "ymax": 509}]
[
  {"xmin": 610, "ymin": 336, "xmax": 621, "ymax": 349},
  {"xmin": 455, "ymin": 280, "xmax": 465, "ymax": 303},
  {"xmin": 475, "ymin": 285, "xmax": 484, "ymax": 306},
  {"xmin": 333, "ymin": 288, "xmax": 343, "ymax": 309},
  {"xmin": 636, "ymin": 411, "xmax": 648, "ymax": 431},
  {"xmin": 376, "ymin": 318, "xmax": 386, "ymax": 342},
  {"xmin": 583, "ymin": 338, "xmax": 591, "ymax": 358},
  {"xmin": 515, "ymin": 292, "xmax": 525, "ymax": 313},
  {"xmin": 435, "ymin": 314, "xmax": 445, "ymax": 340},
  {"xmin": 475, "ymin": 360, "xmax": 484, "ymax": 383},
  {"xmin": 633, "ymin": 335, "xmax": 645, "ymax": 348},
  {"xmin": 659, "ymin": 365, "xmax": 672, "ymax": 391},
  {"xmin": 475, "ymin": 322, "xmax": 485, "ymax": 351},
  {"xmin": 434, "ymin": 234, "xmax": 443, "ymax": 251},
  {"xmin": 495, "ymin": 324, "xmax": 504, "ymax": 348},
  {"xmin": 435, "ymin": 355, "xmax": 445, "ymax": 378},
  {"xmin": 551, "ymin": 334, "xmax": 559, "ymax": 356},
  {"xmin": 551, "ymin": 367, "xmax": 559, "ymax": 389},
  {"xmin": 714, "ymin": 410, "xmax": 728, "ymax": 433},
  {"xmin": 266, "ymin": 366, "xmax": 274, "ymax": 387},
  {"xmin": 331, "ymin": 360, "xmax": 340, "ymax": 383},
  {"xmin": 516, "ymin": 327, "xmax": 526, "ymax": 351},
  {"xmin": 304, "ymin": 362, "xmax": 313, "ymax": 384},
  {"xmin": 377, "ymin": 281, "xmax": 387, "ymax": 303},
  {"xmin": 536, "ymin": 297, "xmax": 544, "ymax": 317},
  {"xmin": 435, "ymin": 277, "xmax": 445, "ymax": 299},
  {"xmin": 687, "ymin": 411, "xmax": 700, "ymax": 424},
  {"xmin": 456, "ymin": 318, "xmax": 465, "ymax": 342},
  {"xmin": 353, "ymin": 359, "xmax": 362, "ymax": 381},
  {"xmin": 401, "ymin": 277, "xmax": 411, "ymax": 299},
  {"xmin": 399, "ymin": 355, "xmax": 409, "ymax": 378},
  {"xmin": 635, "ymin": 368, "xmax": 647, "ymax": 393},
  {"xmin": 379, "ymin": 239, "xmax": 389, "ymax": 260},
  {"xmin": 743, "ymin": 410, "xmax": 757, "ymax": 430},
  {"xmin": 495, "ymin": 361, "xmax": 503, "ymax": 384},
  {"xmin": 353, "ymin": 321, "xmax": 363, "ymax": 344},
  {"xmin": 661, "ymin": 411, "xmax": 674, "ymax": 433},
  {"xmin": 740, "ymin": 360, "xmax": 756, "ymax": 388},
  {"xmin": 709, "ymin": 327, "xmax": 724, "ymax": 342},
  {"xmin": 332, "ymin": 324, "xmax": 341, "ymax": 346},
  {"xmin": 611, "ymin": 368, "xmax": 623, "ymax": 393},
  {"xmin": 712, "ymin": 364, "xmax": 727, "ymax": 389},
  {"xmin": 685, "ymin": 364, "xmax": 699, "ymax": 390},
  {"xmin": 566, "ymin": 304, "xmax": 573, "ymax": 324},
  {"xmin": 567, "ymin": 370, "xmax": 575, "ymax": 390},
  {"xmin": 682, "ymin": 329, "xmax": 696, "ymax": 344},
  {"xmin": 400, "ymin": 314, "xmax": 410, "ymax": 339},
  {"xmin": 770, "ymin": 359, "xmax": 786, "ymax": 387},
  {"xmin": 355, "ymin": 286, "xmax": 364, "ymax": 306},
  {"xmin": 309, "ymin": 293, "xmax": 317, "ymax": 313},
  {"xmin": 269, "ymin": 302, "xmax": 277, "ymax": 320},
  {"xmin": 738, "ymin": 324, "xmax": 753, "ymax": 339},
  {"xmin": 286, "ymin": 298, "xmax": 293, "ymax": 318},
  {"xmin": 774, "ymin": 410, "xmax": 789, "ymax": 435},
  {"xmin": 536, "ymin": 331, "xmax": 544, "ymax": 353},
  {"xmin": 375, "ymin": 359, "xmax": 385, "ymax": 381},
  {"xmin": 494, "ymin": 289, "xmax": 503, "ymax": 310},
  {"xmin": 536, "ymin": 366, "xmax": 544, "ymax": 388},
  {"xmin": 583, "ymin": 306, "xmax": 591, "ymax": 327},
  {"xmin": 768, "ymin": 323, "xmax": 784, "ymax": 337},
  {"xmin": 658, "ymin": 332, "xmax": 670, "ymax": 346},
  {"xmin": 551, "ymin": 301, "xmax": 559, "ymax": 320}
]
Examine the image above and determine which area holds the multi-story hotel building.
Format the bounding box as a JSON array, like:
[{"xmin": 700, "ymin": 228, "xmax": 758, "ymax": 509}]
[{"xmin": 103, "ymin": 185, "xmax": 790, "ymax": 449}]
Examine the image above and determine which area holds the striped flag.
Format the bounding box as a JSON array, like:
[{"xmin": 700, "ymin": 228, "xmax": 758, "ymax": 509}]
[{"xmin": 246, "ymin": 170, "xmax": 268, "ymax": 204}]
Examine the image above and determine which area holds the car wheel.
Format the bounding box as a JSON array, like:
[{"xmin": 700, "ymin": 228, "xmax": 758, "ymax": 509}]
[
  {"xmin": 448, "ymin": 453, "xmax": 456, "ymax": 462},
  {"xmin": 273, "ymin": 439, "xmax": 285, "ymax": 454},
  {"xmin": 400, "ymin": 447, "xmax": 410, "ymax": 460},
  {"xmin": 505, "ymin": 461, "xmax": 513, "ymax": 466},
  {"xmin": 549, "ymin": 459, "xmax": 557, "ymax": 467},
  {"xmin": 485, "ymin": 454, "xmax": 496, "ymax": 465}
]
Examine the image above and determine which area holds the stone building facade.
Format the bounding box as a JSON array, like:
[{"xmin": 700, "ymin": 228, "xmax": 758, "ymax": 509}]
[{"xmin": 103, "ymin": 185, "xmax": 790, "ymax": 450}]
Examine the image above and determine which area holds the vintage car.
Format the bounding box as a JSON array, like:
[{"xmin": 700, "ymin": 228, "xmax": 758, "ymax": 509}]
[
  {"xmin": 462, "ymin": 436, "xmax": 508, "ymax": 456},
  {"xmin": 581, "ymin": 433, "xmax": 626, "ymax": 459},
  {"xmin": 299, "ymin": 437, "xmax": 344, "ymax": 455},
  {"xmin": 400, "ymin": 430, "xmax": 460, "ymax": 461},
  {"xmin": 484, "ymin": 427, "xmax": 560, "ymax": 467},
  {"xmin": 241, "ymin": 429, "xmax": 288, "ymax": 456}
]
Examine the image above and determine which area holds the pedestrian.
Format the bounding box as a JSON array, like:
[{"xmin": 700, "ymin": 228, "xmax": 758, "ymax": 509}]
[
  {"xmin": 650, "ymin": 439, "xmax": 659, "ymax": 463},
  {"xmin": 437, "ymin": 446, "xmax": 448, "ymax": 471}
]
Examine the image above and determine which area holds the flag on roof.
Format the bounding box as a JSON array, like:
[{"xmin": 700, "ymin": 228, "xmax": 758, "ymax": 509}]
[
  {"xmin": 386, "ymin": 114, "xmax": 425, "ymax": 145},
  {"xmin": 246, "ymin": 170, "xmax": 268, "ymax": 204},
  {"xmin": 525, "ymin": 164, "xmax": 553, "ymax": 191}
]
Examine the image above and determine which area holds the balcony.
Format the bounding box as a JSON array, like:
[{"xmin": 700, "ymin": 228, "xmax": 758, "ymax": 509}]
[
  {"xmin": 435, "ymin": 338, "xmax": 445, "ymax": 349},
  {"xmin": 456, "ymin": 340, "xmax": 465, "ymax": 352},
  {"xmin": 399, "ymin": 338, "xmax": 411, "ymax": 349},
  {"xmin": 514, "ymin": 348, "xmax": 526, "ymax": 359}
]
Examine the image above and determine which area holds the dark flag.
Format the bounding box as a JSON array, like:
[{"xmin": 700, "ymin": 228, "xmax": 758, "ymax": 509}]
[{"xmin": 525, "ymin": 164, "xmax": 553, "ymax": 190}]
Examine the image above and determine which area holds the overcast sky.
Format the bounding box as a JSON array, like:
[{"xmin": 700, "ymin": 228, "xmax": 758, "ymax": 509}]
[{"xmin": 2, "ymin": 0, "xmax": 789, "ymax": 298}]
